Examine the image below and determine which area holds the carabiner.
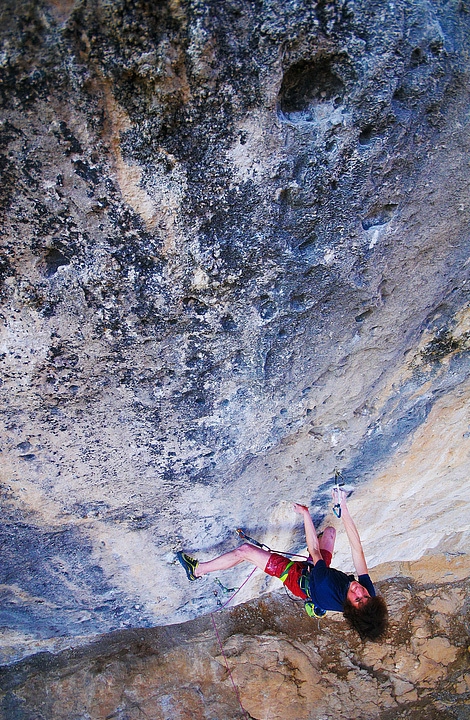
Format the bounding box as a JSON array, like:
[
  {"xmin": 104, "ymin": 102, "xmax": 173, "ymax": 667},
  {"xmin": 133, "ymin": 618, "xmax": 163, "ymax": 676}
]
[
  {"xmin": 236, "ymin": 528, "xmax": 267, "ymax": 550},
  {"xmin": 332, "ymin": 468, "xmax": 344, "ymax": 518}
]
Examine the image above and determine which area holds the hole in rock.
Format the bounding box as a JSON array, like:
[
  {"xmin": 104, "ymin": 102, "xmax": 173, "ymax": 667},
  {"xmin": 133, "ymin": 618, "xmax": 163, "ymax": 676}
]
[
  {"xmin": 361, "ymin": 204, "xmax": 397, "ymax": 230},
  {"xmin": 297, "ymin": 235, "xmax": 317, "ymax": 254},
  {"xmin": 410, "ymin": 47, "xmax": 426, "ymax": 67},
  {"xmin": 358, "ymin": 125, "xmax": 383, "ymax": 146},
  {"xmin": 182, "ymin": 296, "xmax": 208, "ymax": 315},
  {"xmin": 255, "ymin": 295, "xmax": 277, "ymax": 320},
  {"xmin": 277, "ymin": 55, "xmax": 347, "ymax": 123},
  {"xmin": 44, "ymin": 248, "xmax": 70, "ymax": 277},
  {"xmin": 355, "ymin": 308, "xmax": 373, "ymax": 323},
  {"xmin": 17, "ymin": 440, "xmax": 32, "ymax": 452},
  {"xmin": 290, "ymin": 294, "xmax": 306, "ymax": 311},
  {"xmin": 428, "ymin": 39, "xmax": 443, "ymax": 56},
  {"xmin": 221, "ymin": 314, "xmax": 237, "ymax": 331}
]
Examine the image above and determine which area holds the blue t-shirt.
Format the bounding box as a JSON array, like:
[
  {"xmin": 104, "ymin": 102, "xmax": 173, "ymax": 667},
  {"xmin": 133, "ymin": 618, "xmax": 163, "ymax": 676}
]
[{"xmin": 308, "ymin": 560, "xmax": 376, "ymax": 612}]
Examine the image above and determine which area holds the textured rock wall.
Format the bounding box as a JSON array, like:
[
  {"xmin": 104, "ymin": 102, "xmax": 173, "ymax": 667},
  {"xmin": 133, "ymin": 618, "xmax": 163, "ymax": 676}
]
[
  {"xmin": 0, "ymin": 561, "xmax": 468, "ymax": 720},
  {"xmin": 0, "ymin": 0, "xmax": 469, "ymax": 662}
]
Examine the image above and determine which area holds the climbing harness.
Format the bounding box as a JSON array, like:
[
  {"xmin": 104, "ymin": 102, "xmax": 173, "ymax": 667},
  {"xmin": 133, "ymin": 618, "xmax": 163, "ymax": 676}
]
[
  {"xmin": 298, "ymin": 565, "xmax": 327, "ymax": 618},
  {"xmin": 279, "ymin": 560, "xmax": 327, "ymax": 618},
  {"xmin": 237, "ymin": 529, "xmax": 327, "ymax": 619},
  {"xmin": 332, "ymin": 468, "xmax": 345, "ymax": 518}
]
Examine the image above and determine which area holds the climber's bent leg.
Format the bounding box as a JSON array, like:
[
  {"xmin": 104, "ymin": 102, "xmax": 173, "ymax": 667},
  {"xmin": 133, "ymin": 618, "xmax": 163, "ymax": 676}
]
[
  {"xmin": 195, "ymin": 543, "xmax": 271, "ymax": 577},
  {"xmin": 319, "ymin": 526, "xmax": 336, "ymax": 567}
]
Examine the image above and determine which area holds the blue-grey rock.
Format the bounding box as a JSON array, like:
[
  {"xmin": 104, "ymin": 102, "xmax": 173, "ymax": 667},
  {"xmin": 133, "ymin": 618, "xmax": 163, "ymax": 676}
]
[{"xmin": 0, "ymin": 0, "xmax": 469, "ymax": 663}]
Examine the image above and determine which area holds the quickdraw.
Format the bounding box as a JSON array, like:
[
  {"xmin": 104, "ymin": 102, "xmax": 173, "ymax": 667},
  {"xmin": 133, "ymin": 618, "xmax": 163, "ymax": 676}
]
[
  {"xmin": 236, "ymin": 528, "xmax": 309, "ymax": 559},
  {"xmin": 333, "ymin": 468, "xmax": 345, "ymax": 518},
  {"xmin": 236, "ymin": 528, "xmax": 271, "ymax": 550}
]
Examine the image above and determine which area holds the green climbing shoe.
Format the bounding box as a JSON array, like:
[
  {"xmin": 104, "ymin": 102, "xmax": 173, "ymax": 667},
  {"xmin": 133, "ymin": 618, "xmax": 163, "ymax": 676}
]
[{"xmin": 177, "ymin": 551, "xmax": 200, "ymax": 581}]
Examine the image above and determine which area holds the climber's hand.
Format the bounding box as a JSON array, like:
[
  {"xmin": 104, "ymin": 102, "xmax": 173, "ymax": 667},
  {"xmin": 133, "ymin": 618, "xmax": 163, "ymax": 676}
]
[{"xmin": 332, "ymin": 487, "xmax": 347, "ymax": 507}]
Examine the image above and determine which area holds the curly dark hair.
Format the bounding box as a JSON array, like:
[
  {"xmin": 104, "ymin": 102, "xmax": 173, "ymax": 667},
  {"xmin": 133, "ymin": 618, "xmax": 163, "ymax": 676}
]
[{"xmin": 343, "ymin": 595, "xmax": 388, "ymax": 641}]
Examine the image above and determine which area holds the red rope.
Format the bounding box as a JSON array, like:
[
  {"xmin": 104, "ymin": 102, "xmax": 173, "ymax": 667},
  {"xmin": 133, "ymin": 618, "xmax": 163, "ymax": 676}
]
[
  {"xmin": 210, "ymin": 612, "xmax": 250, "ymax": 719},
  {"xmin": 218, "ymin": 565, "xmax": 258, "ymax": 609},
  {"xmin": 210, "ymin": 566, "xmax": 257, "ymax": 719}
]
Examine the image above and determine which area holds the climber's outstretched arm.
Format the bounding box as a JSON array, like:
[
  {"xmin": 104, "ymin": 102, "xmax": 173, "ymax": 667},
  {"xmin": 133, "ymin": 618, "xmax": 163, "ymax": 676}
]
[
  {"xmin": 293, "ymin": 503, "xmax": 322, "ymax": 564},
  {"xmin": 336, "ymin": 490, "xmax": 368, "ymax": 576}
]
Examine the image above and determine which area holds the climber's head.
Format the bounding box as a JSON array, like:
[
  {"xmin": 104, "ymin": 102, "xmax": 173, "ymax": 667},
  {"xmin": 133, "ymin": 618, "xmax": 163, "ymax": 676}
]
[{"xmin": 343, "ymin": 587, "xmax": 388, "ymax": 641}]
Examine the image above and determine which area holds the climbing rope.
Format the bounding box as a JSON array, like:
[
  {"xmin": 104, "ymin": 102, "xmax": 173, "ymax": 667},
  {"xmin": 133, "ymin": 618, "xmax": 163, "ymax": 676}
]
[
  {"xmin": 210, "ymin": 565, "xmax": 257, "ymax": 720},
  {"xmin": 210, "ymin": 610, "xmax": 251, "ymax": 720},
  {"xmin": 209, "ymin": 526, "xmax": 312, "ymax": 717},
  {"xmin": 209, "ymin": 479, "xmax": 346, "ymax": 717}
]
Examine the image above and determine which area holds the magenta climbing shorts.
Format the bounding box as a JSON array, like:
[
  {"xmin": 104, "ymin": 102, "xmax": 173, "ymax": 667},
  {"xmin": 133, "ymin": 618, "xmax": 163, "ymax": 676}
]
[{"xmin": 264, "ymin": 549, "xmax": 333, "ymax": 599}]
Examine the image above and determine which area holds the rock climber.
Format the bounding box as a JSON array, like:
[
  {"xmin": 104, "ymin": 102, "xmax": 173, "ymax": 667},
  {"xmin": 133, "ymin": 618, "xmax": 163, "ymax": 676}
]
[{"xmin": 177, "ymin": 489, "xmax": 388, "ymax": 641}]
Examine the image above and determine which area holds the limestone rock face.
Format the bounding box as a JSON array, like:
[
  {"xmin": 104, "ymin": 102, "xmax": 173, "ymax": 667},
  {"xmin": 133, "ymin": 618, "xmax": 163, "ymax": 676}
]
[
  {"xmin": 0, "ymin": 565, "xmax": 468, "ymax": 720},
  {"xmin": 0, "ymin": 0, "xmax": 469, "ymax": 666}
]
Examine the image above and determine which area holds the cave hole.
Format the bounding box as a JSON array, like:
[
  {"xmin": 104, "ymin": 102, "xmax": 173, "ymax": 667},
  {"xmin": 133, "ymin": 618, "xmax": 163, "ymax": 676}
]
[
  {"xmin": 44, "ymin": 248, "xmax": 71, "ymax": 277},
  {"xmin": 277, "ymin": 55, "xmax": 347, "ymax": 124},
  {"xmin": 358, "ymin": 125, "xmax": 376, "ymax": 146},
  {"xmin": 410, "ymin": 47, "xmax": 426, "ymax": 68}
]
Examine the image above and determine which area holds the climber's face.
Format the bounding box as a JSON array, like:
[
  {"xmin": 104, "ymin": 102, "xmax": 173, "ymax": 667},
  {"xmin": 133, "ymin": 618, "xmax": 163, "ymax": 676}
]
[{"xmin": 347, "ymin": 581, "xmax": 371, "ymax": 607}]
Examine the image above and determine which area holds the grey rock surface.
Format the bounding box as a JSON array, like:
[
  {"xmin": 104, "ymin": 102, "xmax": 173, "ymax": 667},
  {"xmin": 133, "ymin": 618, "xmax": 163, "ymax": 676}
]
[{"xmin": 0, "ymin": 0, "xmax": 469, "ymax": 662}]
